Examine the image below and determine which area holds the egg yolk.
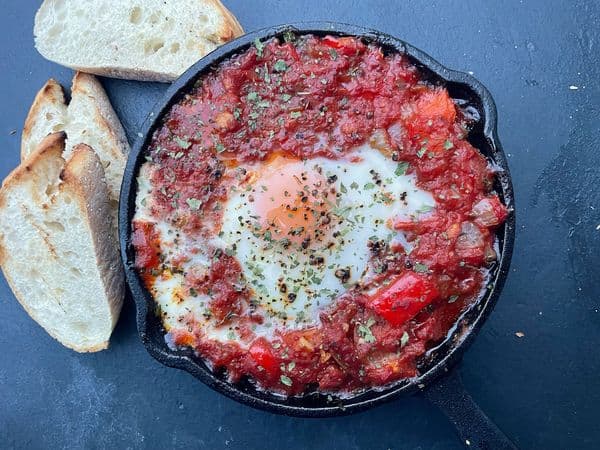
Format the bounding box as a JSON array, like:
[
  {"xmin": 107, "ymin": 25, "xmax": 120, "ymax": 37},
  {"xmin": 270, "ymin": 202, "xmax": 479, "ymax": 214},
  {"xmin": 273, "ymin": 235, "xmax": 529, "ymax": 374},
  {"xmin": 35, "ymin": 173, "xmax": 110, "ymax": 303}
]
[{"xmin": 250, "ymin": 156, "xmax": 332, "ymax": 246}]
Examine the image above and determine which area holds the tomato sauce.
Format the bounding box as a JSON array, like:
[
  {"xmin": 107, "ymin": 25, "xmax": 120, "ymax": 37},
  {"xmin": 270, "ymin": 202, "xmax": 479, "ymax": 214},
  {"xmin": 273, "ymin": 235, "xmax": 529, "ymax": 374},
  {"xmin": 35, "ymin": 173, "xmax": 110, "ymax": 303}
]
[{"xmin": 133, "ymin": 34, "xmax": 508, "ymax": 395}]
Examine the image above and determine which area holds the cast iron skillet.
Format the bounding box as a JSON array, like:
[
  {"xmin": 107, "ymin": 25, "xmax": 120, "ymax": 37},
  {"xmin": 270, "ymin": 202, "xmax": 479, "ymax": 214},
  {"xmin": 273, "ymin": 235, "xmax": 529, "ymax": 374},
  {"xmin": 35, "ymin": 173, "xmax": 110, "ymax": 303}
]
[{"xmin": 119, "ymin": 22, "xmax": 516, "ymax": 449}]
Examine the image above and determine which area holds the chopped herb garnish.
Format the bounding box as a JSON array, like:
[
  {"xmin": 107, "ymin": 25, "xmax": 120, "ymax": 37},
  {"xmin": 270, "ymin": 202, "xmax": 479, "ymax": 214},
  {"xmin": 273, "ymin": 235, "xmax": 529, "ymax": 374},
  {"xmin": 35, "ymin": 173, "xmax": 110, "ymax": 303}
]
[
  {"xmin": 254, "ymin": 38, "xmax": 265, "ymax": 57},
  {"xmin": 186, "ymin": 197, "xmax": 202, "ymax": 210},
  {"xmin": 357, "ymin": 318, "xmax": 377, "ymax": 343},
  {"xmin": 273, "ymin": 59, "xmax": 289, "ymax": 72},
  {"xmin": 448, "ymin": 295, "xmax": 459, "ymax": 304},
  {"xmin": 395, "ymin": 161, "xmax": 410, "ymax": 176},
  {"xmin": 281, "ymin": 93, "xmax": 292, "ymax": 102},
  {"xmin": 329, "ymin": 49, "xmax": 338, "ymax": 60},
  {"xmin": 416, "ymin": 204, "xmax": 433, "ymax": 214},
  {"xmin": 350, "ymin": 181, "xmax": 359, "ymax": 190},
  {"xmin": 363, "ymin": 182, "xmax": 375, "ymax": 190},
  {"xmin": 417, "ymin": 147, "xmax": 427, "ymax": 158},
  {"xmin": 400, "ymin": 331, "xmax": 409, "ymax": 348},
  {"xmin": 444, "ymin": 139, "xmax": 454, "ymax": 150},
  {"xmin": 340, "ymin": 183, "xmax": 347, "ymax": 193},
  {"xmin": 215, "ymin": 142, "xmax": 226, "ymax": 153},
  {"xmin": 173, "ymin": 136, "xmax": 191, "ymax": 149},
  {"xmin": 280, "ymin": 375, "xmax": 293, "ymax": 386},
  {"xmin": 290, "ymin": 111, "xmax": 302, "ymax": 119},
  {"xmin": 413, "ymin": 262, "xmax": 429, "ymax": 273},
  {"xmin": 282, "ymin": 30, "xmax": 296, "ymax": 43},
  {"xmin": 246, "ymin": 91, "xmax": 259, "ymax": 102},
  {"xmin": 233, "ymin": 108, "xmax": 241, "ymax": 120}
]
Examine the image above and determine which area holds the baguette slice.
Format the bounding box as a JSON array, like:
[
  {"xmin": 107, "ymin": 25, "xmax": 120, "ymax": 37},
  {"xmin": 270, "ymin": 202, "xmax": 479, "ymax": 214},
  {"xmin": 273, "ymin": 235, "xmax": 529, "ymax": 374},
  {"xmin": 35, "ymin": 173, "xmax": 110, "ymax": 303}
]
[
  {"xmin": 0, "ymin": 133, "xmax": 124, "ymax": 352},
  {"xmin": 20, "ymin": 79, "xmax": 68, "ymax": 159},
  {"xmin": 21, "ymin": 73, "xmax": 129, "ymax": 211},
  {"xmin": 34, "ymin": 0, "xmax": 244, "ymax": 82}
]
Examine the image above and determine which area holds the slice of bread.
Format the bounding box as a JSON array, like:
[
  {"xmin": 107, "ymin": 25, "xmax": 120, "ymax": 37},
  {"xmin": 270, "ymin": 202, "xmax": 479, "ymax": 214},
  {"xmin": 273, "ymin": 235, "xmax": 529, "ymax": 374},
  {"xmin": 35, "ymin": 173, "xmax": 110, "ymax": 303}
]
[
  {"xmin": 0, "ymin": 133, "xmax": 124, "ymax": 352},
  {"xmin": 22, "ymin": 73, "xmax": 129, "ymax": 214},
  {"xmin": 34, "ymin": 0, "xmax": 244, "ymax": 82},
  {"xmin": 20, "ymin": 79, "xmax": 68, "ymax": 159}
]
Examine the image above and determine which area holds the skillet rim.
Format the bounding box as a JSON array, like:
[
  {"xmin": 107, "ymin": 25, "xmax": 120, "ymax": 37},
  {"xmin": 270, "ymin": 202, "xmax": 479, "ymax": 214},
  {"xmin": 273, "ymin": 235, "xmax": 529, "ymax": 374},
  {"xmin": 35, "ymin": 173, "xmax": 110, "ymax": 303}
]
[{"xmin": 119, "ymin": 21, "xmax": 516, "ymax": 417}]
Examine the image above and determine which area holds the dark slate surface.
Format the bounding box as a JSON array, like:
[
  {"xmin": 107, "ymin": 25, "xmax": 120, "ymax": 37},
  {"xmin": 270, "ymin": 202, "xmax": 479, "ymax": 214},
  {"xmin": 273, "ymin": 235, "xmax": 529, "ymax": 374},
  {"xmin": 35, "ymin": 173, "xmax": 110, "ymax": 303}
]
[{"xmin": 1, "ymin": 1, "xmax": 598, "ymax": 449}]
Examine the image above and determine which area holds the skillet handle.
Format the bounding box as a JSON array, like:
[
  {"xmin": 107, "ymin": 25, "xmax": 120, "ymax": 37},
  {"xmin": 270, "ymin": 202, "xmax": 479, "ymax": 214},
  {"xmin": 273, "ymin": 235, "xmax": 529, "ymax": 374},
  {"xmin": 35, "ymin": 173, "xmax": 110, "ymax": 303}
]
[{"xmin": 424, "ymin": 369, "xmax": 518, "ymax": 450}]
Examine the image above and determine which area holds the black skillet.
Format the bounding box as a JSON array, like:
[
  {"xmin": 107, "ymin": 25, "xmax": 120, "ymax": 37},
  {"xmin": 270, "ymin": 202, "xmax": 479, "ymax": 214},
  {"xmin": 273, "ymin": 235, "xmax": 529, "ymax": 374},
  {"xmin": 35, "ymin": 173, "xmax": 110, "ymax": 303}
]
[{"xmin": 119, "ymin": 22, "xmax": 517, "ymax": 449}]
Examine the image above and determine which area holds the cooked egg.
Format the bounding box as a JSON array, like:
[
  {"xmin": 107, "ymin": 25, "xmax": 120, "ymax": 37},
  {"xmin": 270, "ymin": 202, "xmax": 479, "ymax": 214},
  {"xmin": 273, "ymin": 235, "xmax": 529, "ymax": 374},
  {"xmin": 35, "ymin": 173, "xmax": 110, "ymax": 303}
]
[{"xmin": 219, "ymin": 144, "xmax": 435, "ymax": 336}]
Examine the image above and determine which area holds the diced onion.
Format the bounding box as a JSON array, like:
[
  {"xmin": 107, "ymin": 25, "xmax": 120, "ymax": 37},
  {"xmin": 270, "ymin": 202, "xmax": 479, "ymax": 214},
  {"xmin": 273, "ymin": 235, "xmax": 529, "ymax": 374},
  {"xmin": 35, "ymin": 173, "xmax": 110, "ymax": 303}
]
[
  {"xmin": 456, "ymin": 222, "xmax": 484, "ymax": 250},
  {"xmin": 471, "ymin": 198, "xmax": 501, "ymax": 227}
]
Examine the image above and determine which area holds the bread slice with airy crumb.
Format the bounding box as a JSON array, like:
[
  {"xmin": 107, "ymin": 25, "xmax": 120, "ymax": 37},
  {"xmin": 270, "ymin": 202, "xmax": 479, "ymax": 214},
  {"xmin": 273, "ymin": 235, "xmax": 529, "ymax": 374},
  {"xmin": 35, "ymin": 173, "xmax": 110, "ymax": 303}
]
[
  {"xmin": 21, "ymin": 73, "xmax": 129, "ymax": 213},
  {"xmin": 34, "ymin": 0, "xmax": 244, "ymax": 82},
  {"xmin": 21, "ymin": 79, "xmax": 68, "ymax": 159},
  {"xmin": 0, "ymin": 132, "xmax": 124, "ymax": 352}
]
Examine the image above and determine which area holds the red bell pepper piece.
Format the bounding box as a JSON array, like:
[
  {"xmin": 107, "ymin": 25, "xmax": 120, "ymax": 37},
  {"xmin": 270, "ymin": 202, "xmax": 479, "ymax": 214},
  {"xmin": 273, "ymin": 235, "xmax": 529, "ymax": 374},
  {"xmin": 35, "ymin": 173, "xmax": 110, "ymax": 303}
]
[
  {"xmin": 249, "ymin": 338, "xmax": 280, "ymax": 377},
  {"xmin": 368, "ymin": 272, "xmax": 439, "ymax": 326}
]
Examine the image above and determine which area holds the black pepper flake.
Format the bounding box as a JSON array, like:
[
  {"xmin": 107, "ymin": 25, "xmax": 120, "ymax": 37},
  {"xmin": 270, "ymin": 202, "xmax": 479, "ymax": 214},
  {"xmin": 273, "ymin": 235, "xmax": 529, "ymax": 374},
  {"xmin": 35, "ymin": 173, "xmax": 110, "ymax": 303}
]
[
  {"xmin": 309, "ymin": 254, "xmax": 325, "ymax": 266},
  {"xmin": 367, "ymin": 239, "xmax": 386, "ymax": 255},
  {"xmin": 334, "ymin": 267, "xmax": 351, "ymax": 283}
]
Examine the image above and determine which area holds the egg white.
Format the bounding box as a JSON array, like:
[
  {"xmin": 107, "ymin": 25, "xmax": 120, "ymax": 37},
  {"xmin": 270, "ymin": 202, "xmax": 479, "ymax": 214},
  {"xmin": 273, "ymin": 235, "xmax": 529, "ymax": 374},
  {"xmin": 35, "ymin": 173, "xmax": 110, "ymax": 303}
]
[{"xmin": 219, "ymin": 144, "xmax": 435, "ymax": 336}]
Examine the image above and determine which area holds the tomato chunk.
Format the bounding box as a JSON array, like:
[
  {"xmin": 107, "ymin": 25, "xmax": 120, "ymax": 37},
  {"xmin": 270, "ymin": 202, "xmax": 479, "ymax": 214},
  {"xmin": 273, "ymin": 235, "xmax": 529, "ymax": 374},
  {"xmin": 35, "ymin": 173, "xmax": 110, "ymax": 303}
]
[
  {"xmin": 249, "ymin": 338, "xmax": 280, "ymax": 377},
  {"xmin": 131, "ymin": 221, "xmax": 160, "ymax": 270},
  {"xmin": 471, "ymin": 196, "xmax": 508, "ymax": 227},
  {"xmin": 368, "ymin": 272, "xmax": 439, "ymax": 326},
  {"xmin": 414, "ymin": 89, "xmax": 456, "ymax": 124},
  {"xmin": 321, "ymin": 35, "xmax": 362, "ymax": 55}
]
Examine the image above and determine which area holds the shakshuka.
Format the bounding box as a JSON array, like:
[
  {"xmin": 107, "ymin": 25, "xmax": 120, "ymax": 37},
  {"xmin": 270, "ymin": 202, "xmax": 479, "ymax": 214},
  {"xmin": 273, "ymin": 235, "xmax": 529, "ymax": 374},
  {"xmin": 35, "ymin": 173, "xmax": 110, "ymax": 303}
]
[{"xmin": 132, "ymin": 33, "xmax": 508, "ymax": 395}]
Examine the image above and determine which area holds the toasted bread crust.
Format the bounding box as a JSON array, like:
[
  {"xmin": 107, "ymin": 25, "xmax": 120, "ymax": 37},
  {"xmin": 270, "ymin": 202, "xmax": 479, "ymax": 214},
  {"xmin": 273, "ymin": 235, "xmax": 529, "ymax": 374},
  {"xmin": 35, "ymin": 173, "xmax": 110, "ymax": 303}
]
[
  {"xmin": 62, "ymin": 144, "xmax": 125, "ymax": 332},
  {"xmin": 206, "ymin": 0, "xmax": 244, "ymax": 42}
]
